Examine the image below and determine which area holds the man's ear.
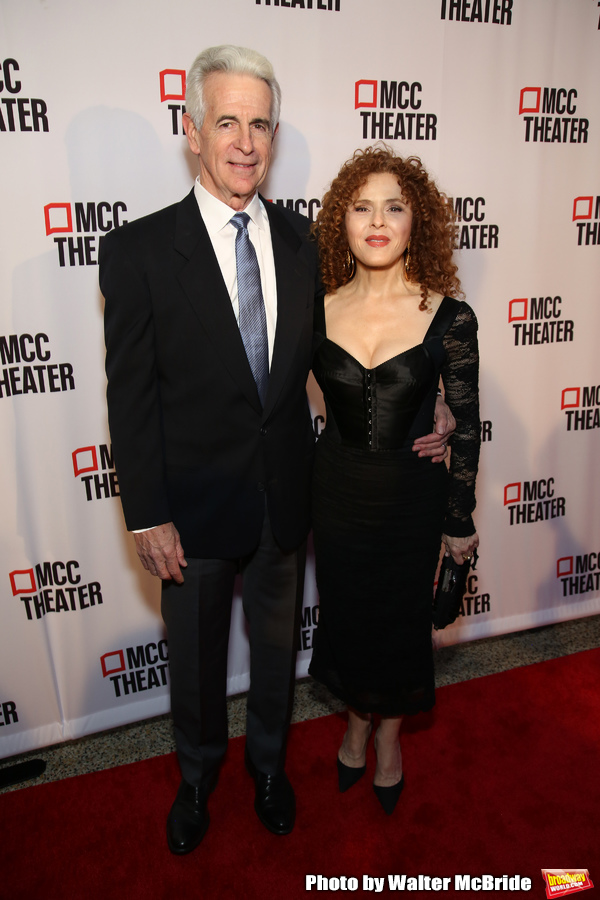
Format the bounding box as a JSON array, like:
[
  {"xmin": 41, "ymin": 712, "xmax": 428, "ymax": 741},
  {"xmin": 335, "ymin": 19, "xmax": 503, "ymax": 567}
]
[{"xmin": 182, "ymin": 113, "xmax": 201, "ymax": 156}]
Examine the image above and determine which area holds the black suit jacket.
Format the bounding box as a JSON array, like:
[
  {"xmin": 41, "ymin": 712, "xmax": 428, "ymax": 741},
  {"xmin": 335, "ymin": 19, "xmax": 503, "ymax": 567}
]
[{"xmin": 101, "ymin": 189, "xmax": 318, "ymax": 558}]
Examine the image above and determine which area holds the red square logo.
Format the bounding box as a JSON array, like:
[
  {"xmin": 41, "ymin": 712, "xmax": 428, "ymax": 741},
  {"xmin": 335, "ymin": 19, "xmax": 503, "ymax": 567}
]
[
  {"xmin": 9, "ymin": 569, "xmax": 36, "ymax": 595},
  {"xmin": 100, "ymin": 650, "xmax": 126, "ymax": 678},
  {"xmin": 509, "ymin": 298, "xmax": 528, "ymax": 322},
  {"xmin": 519, "ymin": 87, "xmax": 541, "ymax": 114},
  {"xmin": 355, "ymin": 80, "xmax": 378, "ymax": 109},
  {"xmin": 504, "ymin": 483, "xmax": 521, "ymax": 505},
  {"xmin": 159, "ymin": 69, "xmax": 186, "ymax": 102}
]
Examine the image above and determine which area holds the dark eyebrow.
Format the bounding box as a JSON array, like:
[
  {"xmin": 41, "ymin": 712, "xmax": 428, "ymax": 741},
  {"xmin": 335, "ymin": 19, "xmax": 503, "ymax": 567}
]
[{"xmin": 353, "ymin": 197, "xmax": 405, "ymax": 204}]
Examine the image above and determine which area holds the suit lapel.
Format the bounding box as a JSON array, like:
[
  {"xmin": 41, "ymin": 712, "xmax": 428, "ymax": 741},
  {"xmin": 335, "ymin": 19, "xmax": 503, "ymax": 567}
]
[
  {"xmin": 173, "ymin": 190, "xmax": 263, "ymax": 413},
  {"xmin": 263, "ymin": 199, "xmax": 310, "ymax": 417}
]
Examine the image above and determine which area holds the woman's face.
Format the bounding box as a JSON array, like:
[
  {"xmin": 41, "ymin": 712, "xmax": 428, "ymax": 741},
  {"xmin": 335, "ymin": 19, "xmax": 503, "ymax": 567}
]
[{"xmin": 345, "ymin": 172, "xmax": 413, "ymax": 271}]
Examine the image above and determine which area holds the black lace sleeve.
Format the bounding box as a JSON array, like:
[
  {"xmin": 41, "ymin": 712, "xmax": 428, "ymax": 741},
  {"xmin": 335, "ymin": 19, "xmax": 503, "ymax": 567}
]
[{"xmin": 441, "ymin": 302, "xmax": 480, "ymax": 536}]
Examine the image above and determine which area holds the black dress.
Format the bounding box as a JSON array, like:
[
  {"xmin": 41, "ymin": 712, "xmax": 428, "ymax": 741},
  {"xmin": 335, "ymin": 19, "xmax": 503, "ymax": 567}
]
[{"xmin": 309, "ymin": 295, "xmax": 480, "ymax": 716}]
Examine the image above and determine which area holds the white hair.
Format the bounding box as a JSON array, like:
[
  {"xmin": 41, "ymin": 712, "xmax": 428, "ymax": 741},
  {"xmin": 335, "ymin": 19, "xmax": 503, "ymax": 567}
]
[{"xmin": 186, "ymin": 45, "xmax": 281, "ymax": 132}]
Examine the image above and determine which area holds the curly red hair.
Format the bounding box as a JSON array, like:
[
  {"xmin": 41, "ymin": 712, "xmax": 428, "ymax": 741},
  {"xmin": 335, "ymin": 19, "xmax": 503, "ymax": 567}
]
[{"xmin": 312, "ymin": 145, "xmax": 462, "ymax": 309}]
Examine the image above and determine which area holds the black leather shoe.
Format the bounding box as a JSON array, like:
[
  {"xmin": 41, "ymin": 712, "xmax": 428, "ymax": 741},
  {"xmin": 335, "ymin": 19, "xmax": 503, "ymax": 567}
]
[
  {"xmin": 245, "ymin": 748, "xmax": 295, "ymax": 835},
  {"xmin": 166, "ymin": 778, "xmax": 214, "ymax": 855}
]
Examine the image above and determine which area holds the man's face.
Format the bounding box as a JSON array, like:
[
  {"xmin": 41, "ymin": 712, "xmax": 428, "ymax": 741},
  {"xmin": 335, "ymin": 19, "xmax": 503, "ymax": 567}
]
[{"xmin": 183, "ymin": 72, "xmax": 277, "ymax": 211}]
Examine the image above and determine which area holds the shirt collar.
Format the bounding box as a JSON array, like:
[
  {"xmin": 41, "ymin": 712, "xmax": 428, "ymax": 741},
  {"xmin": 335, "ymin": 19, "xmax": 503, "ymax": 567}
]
[{"xmin": 193, "ymin": 178, "xmax": 265, "ymax": 235}]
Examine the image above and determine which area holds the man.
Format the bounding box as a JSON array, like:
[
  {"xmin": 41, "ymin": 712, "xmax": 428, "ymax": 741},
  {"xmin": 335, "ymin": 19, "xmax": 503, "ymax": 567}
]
[{"xmin": 101, "ymin": 45, "xmax": 452, "ymax": 855}]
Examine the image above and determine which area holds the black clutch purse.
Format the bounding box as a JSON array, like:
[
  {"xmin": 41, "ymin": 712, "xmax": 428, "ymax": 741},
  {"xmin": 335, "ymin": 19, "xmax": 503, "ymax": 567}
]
[{"xmin": 432, "ymin": 552, "xmax": 474, "ymax": 630}]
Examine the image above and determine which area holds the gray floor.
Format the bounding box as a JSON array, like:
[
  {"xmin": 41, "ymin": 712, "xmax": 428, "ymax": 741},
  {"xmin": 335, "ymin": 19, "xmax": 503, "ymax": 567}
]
[{"xmin": 1, "ymin": 614, "xmax": 599, "ymax": 794}]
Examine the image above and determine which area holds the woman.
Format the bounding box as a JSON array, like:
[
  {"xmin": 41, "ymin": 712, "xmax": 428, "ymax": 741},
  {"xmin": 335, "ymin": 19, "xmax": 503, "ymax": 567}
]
[{"xmin": 309, "ymin": 146, "xmax": 480, "ymax": 814}]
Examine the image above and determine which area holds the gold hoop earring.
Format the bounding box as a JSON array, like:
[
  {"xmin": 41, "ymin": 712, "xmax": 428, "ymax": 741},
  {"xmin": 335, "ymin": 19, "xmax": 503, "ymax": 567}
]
[
  {"xmin": 404, "ymin": 241, "xmax": 411, "ymax": 276},
  {"xmin": 346, "ymin": 248, "xmax": 356, "ymax": 279}
]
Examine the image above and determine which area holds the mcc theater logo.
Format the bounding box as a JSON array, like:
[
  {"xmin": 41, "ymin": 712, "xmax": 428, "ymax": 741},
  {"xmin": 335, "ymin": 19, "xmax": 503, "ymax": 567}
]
[
  {"xmin": 9, "ymin": 561, "xmax": 103, "ymax": 622},
  {"xmin": 572, "ymin": 195, "xmax": 600, "ymax": 246},
  {"xmin": 557, "ymin": 555, "xmax": 599, "ymax": 599},
  {"xmin": 44, "ymin": 201, "xmax": 127, "ymax": 267},
  {"xmin": 434, "ymin": 561, "xmax": 491, "ymax": 621},
  {"xmin": 560, "ymin": 386, "xmax": 600, "ymax": 432},
  {"xmin": 271, "ymin": 197, "xmax": 321, "ymax": 222},
  {"xmin": 440, "ymin": 0, "xmax": 513, "ymax": 24},
  {"xmin": 508, "ymin": 296, "xmax": 574, "ymax": 347},
  {"xmin": 72, "ymin": 443, "xmax": 119, "ymax": 501},
  {"xmin": 504, "ymin": 479, "xmax": 566, "ymax": 526},
  {"xmin": 0, "ymin": 57, "xmax": 49, "ymax": 132},
  {"xmin": 300, "ymin": 603, "xmax": 318, "ymax": 651},
  {"xmin": 0, "ymin": 333, "xmax": 75, "ymax": 399},
  {"xmin": 100, "ymin": 641, "xmax": 169, "ymax": 698},
  {"xmin": 519, "ymin": 86, "xmax": 589, "ymax": 144},
  {"xmin": 458, "ymin": 569, "xmax": 490, "ymax": 619},
  {"xmin": 255, "ymin": 0, "xmax": 341, "ymax": 8},
  {"xmin": 355, "ymin": 79, "xmax": 437, "ymax": 143},
  {"xmin": 0, "ymin": 700, "xmax": 18, "ymax": 728},
  {"xmin": 450, "ymin": 196, "xmax": 499, "ymax": 250},
  {"xmin": 159, "ymin": 68, "xmax": 186, "ymax": 135}
]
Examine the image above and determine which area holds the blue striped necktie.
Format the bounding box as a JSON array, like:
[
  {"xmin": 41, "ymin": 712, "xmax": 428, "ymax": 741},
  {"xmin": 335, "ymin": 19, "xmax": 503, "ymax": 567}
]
[{"xmin": 230, "ymin": 212, "xmax": 269, "ymax": 406}]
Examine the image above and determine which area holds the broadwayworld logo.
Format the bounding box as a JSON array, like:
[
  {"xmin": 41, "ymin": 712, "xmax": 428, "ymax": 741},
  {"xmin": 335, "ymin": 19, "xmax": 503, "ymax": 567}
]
[
  {"xmin": 44, "ymin": 201, "xmax": 128, "ymax": 267},
  {"xmin": 541, "ymin": 869, "xmax": 594, "ymax": 898},
  {"xmin": 561, "ymin": 385, "xmax": 600, "ymax": 432},
  {"xmin": 355, "ymin": 80, "xmax": 437, "ymax": 142},
  {"xmin": 72, "ymin": 444, "xmax": 119, "ymax": 501},
  {"xmin": 9, "ymin": 561, "xmax": 103, "ymax": 621},
  {"xmin": 572, "ymin": 195, "xmax": 600, "ymax": 246},
  {"xmin": 504, "ymin": 480, "xmax": 566, "ymax": 526},
  {"xmin": 508, "ymin": 297, "xmax": 574, "ymax": 347},
  {"xmin": 519, "ymin": 87, "xmax": 589, "ymax": 144},
  {"xmin": 101, "ymin": 641, "xmax": 169, "ymax": 698}
]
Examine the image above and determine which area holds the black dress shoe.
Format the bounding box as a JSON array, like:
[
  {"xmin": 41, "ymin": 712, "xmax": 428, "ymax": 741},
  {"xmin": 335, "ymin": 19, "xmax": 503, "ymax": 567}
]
[
  {"xmin": 244, "ymin": 748, "xmax": 295, "ymax": 835},
  {"xmin": 166, "ymin": 778, "xmax": 214, "ymax": 855}
]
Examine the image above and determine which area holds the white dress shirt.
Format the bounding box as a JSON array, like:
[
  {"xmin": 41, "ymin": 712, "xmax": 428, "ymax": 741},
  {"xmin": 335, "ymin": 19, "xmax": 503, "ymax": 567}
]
[{"xmin": 193, "ymin": 178, "xmax": 277, "ymax": 365}]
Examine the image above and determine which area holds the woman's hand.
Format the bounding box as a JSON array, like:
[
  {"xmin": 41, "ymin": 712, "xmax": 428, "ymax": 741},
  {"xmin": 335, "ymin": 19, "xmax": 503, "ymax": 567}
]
[{"xmin": 442, "ymin": 532, "xmax": 479, "ymax": 566}]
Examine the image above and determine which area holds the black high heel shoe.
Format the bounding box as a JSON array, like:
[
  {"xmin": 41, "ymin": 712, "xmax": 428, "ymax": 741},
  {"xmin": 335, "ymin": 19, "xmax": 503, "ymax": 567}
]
[
  {"xmin": 337, "ymin": 756, "xmax": 367, "ymax": 792},
  {"xmin": 337, "ymin": 723, "xmax": 372, "ymax": 793},
  {"xmin": 373, "ymin": 729, "xmax": 404, "ymax": 814},
  {"xmin": 373, "ymin": 774, "xmax": 405, "ymax": 815}
]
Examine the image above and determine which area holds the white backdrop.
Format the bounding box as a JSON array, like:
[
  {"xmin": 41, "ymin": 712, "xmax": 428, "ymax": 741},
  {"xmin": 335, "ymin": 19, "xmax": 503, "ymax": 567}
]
[{"xmin": 1, "ymin": 0, "xmax": 599, "ymax": 758}]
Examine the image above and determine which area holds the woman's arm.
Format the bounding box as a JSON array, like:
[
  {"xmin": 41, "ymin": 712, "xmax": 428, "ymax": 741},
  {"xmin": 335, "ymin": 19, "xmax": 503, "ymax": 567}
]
[{"xmin": 440, "ymin": 303, "xmax": 481, "ymax": 539}]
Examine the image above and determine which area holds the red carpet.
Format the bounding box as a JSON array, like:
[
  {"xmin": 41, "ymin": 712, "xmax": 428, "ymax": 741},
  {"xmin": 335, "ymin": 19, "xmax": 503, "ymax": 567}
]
[{"xmin": 1, "ymin": 649, "xmax": 598, "ymax": 899}]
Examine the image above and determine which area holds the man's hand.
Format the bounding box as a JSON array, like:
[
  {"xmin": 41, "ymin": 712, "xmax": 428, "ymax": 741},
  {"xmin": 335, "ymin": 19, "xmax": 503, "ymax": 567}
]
[
  {"xmin": 412, "ymin": 394, "xmax": 456, "ymax": 463},
  {"xmin": 134, "ymin": 522, "xmax": 187, "ymax": 584}
]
